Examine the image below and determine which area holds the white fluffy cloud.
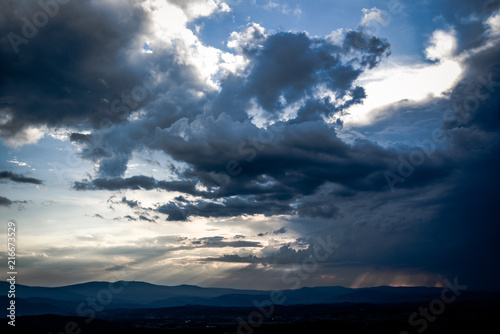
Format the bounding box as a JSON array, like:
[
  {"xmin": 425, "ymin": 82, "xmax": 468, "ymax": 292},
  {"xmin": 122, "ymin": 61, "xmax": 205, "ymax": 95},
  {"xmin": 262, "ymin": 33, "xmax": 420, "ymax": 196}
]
[
  {"xmin": 425, "ymin": 28, "xmax": 458, "ymax": 61},
  {"xmin": 227, "ymin": 22, "xmax": 268, "ymax": 54},
  {"xmin": 360, "ymin": 7, "xmax": 390, "ymax": 28},
  {"xmin": 140, "ymin": 0, "xmax": 235, "ymax": 88}
]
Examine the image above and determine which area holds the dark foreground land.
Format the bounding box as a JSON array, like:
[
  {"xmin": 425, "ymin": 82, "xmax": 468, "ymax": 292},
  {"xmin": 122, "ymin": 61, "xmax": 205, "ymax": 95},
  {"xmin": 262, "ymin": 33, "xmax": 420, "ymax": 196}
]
[{"xmin": 4, "ymin": 300, "xmax": 499, "ymax": 334}]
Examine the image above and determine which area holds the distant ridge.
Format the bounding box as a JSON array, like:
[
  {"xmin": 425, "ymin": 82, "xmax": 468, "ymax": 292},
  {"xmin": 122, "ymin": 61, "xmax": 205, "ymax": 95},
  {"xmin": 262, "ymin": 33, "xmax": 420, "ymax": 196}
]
[{"xmin": 2, "ymin": 281, "xmax": 498, "ymax": 317}]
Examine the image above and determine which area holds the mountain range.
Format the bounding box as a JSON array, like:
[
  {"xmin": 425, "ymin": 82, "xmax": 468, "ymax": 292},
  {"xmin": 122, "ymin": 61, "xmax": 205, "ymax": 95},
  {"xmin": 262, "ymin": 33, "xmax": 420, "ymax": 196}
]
[{"xmin": 2, "ymin": 281, "xmax": 498, "ymax": 318}]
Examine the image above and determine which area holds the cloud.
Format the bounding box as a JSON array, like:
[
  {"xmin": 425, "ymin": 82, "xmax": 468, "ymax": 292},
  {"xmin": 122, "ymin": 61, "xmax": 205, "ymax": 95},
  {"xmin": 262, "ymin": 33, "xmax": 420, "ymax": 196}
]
[
  {"xmin": 342, "ymin": 59, "xmax": 463, "ymax": 126},
  {"xmin": 139, "ymin": 215, "xmax": 154, "ymax": 223},
  {"xmin": 263, "ymin": 1, "xmax": 299, "ymax": 17},
  {"xmin": 257, "ymin": 227, "xmax": 288, "ymax": 236},
  {"xmin": 264, "ymin": 1, "xmax": 279, "ymax": 11},
  {"xmin": 66, "ymin": 26, "xmax": 403, "ymax": 222},
  {"xmin": 0, "ymin": 0, "xmax": 151, "ymax": 140},
  {"xmin": 0, "ymin": 196, "xmax": 13, "ymax": 207},
  {"xmin": 195, "ymin": 236, "xmax": 262, "ymax": 248},
  {"xmin": 360, "ymin": 7, "xmax": 390, "ymax": 28},
  {"xmin": 297, "ymin": 194, "xmax": 341, "ymax": 219},
  {"xmin": 458, "ymin": 12, "xmax": 480, "ymax": 24},
  {"xmin": 75, "ymin": 176, "xmax": 203, "ymax": 196},
  {"xmin": 105, "ymin": 264, "xmax": 129, "ymax": 272},
  {"xmin": 7, "ymin": 159, "xmax": 30, "ymax": 167},
  {"xmin": 158, "ymin": 197, "xmax": 292, "ymax": 221},
  {"xmin": 425, "ymin": 28, "xmax": 458, "ymax": 61},
  {"xmin": 342, "ymin": 26, "xmax": 465, "ymax": 127},
  {"xmin": 0, "ymin": 171, "xmax": 43, "ymax": 184},
  {"xmin": 121, "ymin": 197, "xmax": 140, "ymax": 209},
  {"xmin": 227, "ymin": 23, "xmax": 267, "ymax": 55},
  {"xmin": 166, "ymin": 0, "xmax": 230, "ymax": 20},
  {"xmin": 1, "ymin": 126, "xmax": 46, "ymax": 148},
  {"xmin": 332, "ymin": 8, "xmax": 500, "ymax": 289},
  {"xmin": 64, "ymin": 24, "xmax": 390, "ymax": 182},
  {"xmin": 193, "ymin": 4, "xmax": 500, "ymax": 289},
  {"xmin": 272, "ymin": 227, "xmax": 287, "ymax": 234},
  {"xmin": 485, "ymin": 9, "xmax": 500, "ymax": 37},
  {"xmin": 203, "ymin": 242, "xmax": 318, "ymax": 265}
]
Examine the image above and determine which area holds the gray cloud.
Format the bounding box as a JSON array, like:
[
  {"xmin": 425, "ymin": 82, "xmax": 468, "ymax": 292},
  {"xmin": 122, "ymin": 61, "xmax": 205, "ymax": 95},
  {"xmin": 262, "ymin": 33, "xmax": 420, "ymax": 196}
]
[
  {"xmin": 138, "ymin": 215, "xmax": 154, "ymax": 223},
  {"xmin": 0, "ymin": 196, "xmax": 13, "ymax": 207},
  {"xmin": 257, "ymin": 227, "xmax": 288, "ymax": 236},
  {"xmin": 62, "ymin": 24, "xmax": 393, "ymax": 186},
  {"xmin": 0, "ymin": 0, "xmax": 150, "ymax": 139},
  {"xmin": 158, "ymin": 197, "xmax": 292, "ymax": 221},
  {"xmin": 203, "ymin": 243, "xmax": 316, "ymax": 265},
  {"xmin": 0, "ymin": 170, "xmax": 42, "ymax": 184},
  {"xmin": 121, "ymin": 197, "xmax": 139, "ymax": 209}
]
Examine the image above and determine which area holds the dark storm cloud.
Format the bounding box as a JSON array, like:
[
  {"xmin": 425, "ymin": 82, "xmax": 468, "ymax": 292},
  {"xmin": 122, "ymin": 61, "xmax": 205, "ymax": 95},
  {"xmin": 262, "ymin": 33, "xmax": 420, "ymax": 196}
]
[
  {"xmin": 64, "ymin": 15, "xmax": 481, "ymax": 239},
  {"xmin": 297, "ymin": 194, "xmax": 341, "ymax": 219},
  {"xmin": 74, "ymin": 175, "xmax": 201, "ymax": 195},
  {"xmin": 157, "ymin": 197, "xmax": 292, "ymax": 221},
  {"xmin": 137, "ymin": 235, "xmax": 262, "ymax": 249},
  {"xmin": 0, "ymin": 0, "xmax": 150, "ymax": 137},
  {"xmin": 69, "ymin": 133, "xmax": 92, "ymax": 144},
  {"xmin": 244, "ymin": 32, "xmax": 328, "ymax": 111},
  {"xmin": 203, "ymin": 243, "xmax": 316, "ymax": 265},
  {"xmin": 0, "ymin": 196, "xmax": 13, "ymax": 207},
  {"xmin": 332, "ymin": 9, "xmax": 500, "ymax": 290},
  {"xmin": 342, "ymin": 31, "xmax": 391, "ymax": 69},
  {"xmin": 202, "ymin": 4, "xmax": 500, "ymax": 289},
  {"xmin": 417, "ymin": 50, "xmax": 500, "ymax": 289},
  {"xmin": 195, "ymin": 236, "xmax": 262, "ymax": 248},
  {"xmin": 245, "ymin": 31, "xmax": 389, "ymax": 112},
  {"xmin": 210, "ymin": 30, "xmax": 389, "ymax": 123},
  {"xmin": 0, "ymin": 170, "xmax": 42, "ymax": 184},
  {"xmin": 75, "ymin": 176, "xmax": 155, "ymax": 191},
  {"xmin": 74, "ymin": 118, "xmax": 458, "ymax": 221},
  {"xmin": 59, "ymin": 24, "xmax": 392, "ymax": 182},
  {"xmin": 161, "ymin": 118, "xmax": 457, "ymax": 199}
]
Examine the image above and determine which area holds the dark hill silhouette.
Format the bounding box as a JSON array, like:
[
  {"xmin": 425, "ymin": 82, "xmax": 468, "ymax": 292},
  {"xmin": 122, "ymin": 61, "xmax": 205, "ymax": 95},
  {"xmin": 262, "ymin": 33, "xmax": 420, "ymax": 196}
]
[{"xmin": 1, "ymin": 281, "xmax": 498, "ymax": 317}]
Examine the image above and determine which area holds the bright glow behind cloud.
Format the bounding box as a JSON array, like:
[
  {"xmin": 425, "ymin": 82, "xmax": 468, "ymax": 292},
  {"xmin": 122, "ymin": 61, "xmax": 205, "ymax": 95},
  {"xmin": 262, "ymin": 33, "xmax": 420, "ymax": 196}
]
[{"xmin": 343, "ymin": 29, "xmax": 462, "ymax": 126}]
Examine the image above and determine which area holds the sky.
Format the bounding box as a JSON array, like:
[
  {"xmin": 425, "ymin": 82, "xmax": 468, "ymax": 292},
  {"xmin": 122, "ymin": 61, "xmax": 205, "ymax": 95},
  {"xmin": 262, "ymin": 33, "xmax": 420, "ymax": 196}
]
[{"xmin": 0, "ymin": 0, "xmax": 499, "ymax": 291}]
